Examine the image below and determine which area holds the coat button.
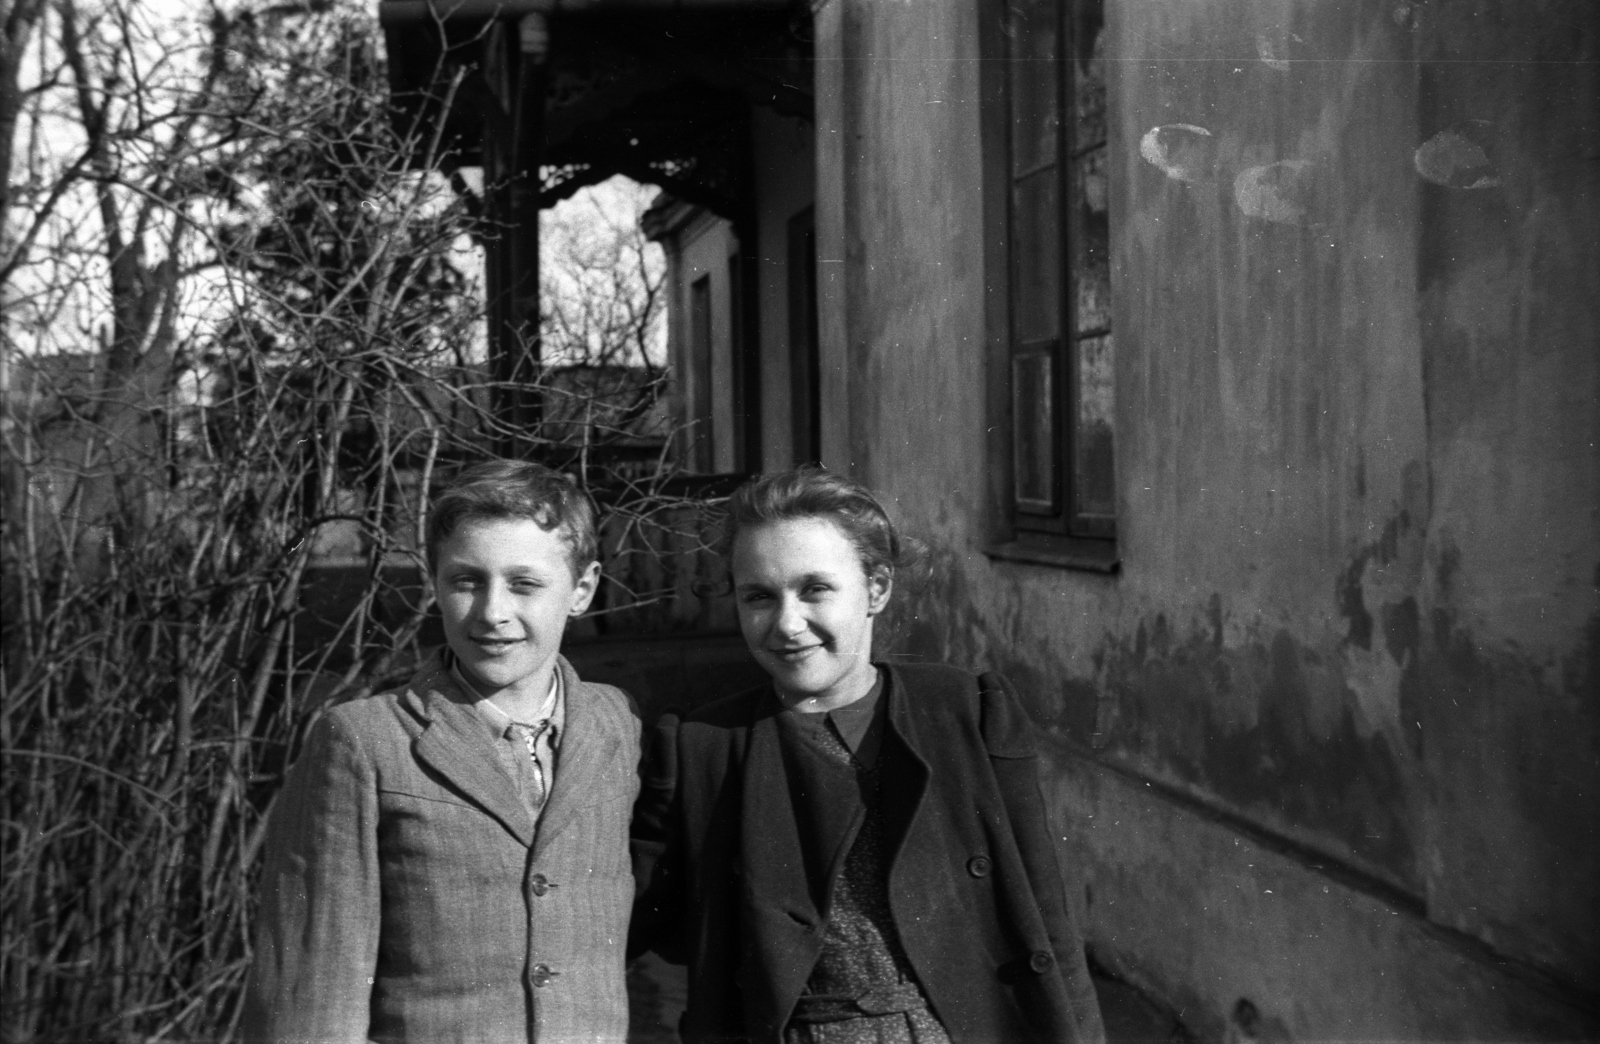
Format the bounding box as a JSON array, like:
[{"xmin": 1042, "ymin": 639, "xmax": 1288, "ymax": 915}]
[
  {"xmin": 1029, "ymin": 950, "xmax": 1054, "ymax": 973},
  {"xmin": 531, "ymin": 963, "xmax": 559, "ymax": 987},
  {"xmin": 530, "ymin": 873, "xmax": 556, "ymax": 897},
  {"xmin": 967, "ymin": 855, "xmax": 992, "ymax": 878}
]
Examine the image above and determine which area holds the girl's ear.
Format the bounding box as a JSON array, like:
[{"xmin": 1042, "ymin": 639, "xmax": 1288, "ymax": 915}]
[{"xmin": 865, "ymin": 568, "xmax": 893, "ymax": 616}]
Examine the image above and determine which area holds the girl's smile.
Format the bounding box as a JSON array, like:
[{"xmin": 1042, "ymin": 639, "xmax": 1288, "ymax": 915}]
[{"xmin": 731, "ymin": 517, "xmax": 891, "ymax": 712}]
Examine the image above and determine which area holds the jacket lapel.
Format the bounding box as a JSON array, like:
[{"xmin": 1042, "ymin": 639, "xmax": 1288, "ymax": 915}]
[
  {"xmin": 532, "ymin": 656, "xmax": 621, "ymax": 859},
  {"xmin": 773, "ymin": 714, "xmax": 867, "ymax": 910},
  {"xmin": 739, "ymin": 697, "xmax": 827, "ymax": 1036},
  {"xmin": 879, "ymin": 665, "xmax": 932, "ymax": 870},
  {"xmin": 408, "ymin": 657, "xmax": 537, "ymax": 848}
]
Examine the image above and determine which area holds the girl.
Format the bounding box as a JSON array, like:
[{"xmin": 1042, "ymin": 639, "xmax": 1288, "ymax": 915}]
[{"xmin": 631, "ymin": 467, "xmax": 1104, "ymax": 1044}]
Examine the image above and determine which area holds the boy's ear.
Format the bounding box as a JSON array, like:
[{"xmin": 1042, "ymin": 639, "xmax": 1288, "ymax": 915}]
[{"xmin": 568, "ymin": 560, "xmax": 602, "ymax": 617}]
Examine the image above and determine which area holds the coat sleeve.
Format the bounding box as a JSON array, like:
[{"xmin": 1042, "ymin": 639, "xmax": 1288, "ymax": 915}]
[
  {"xmin": 978, "ymin": 672, "xmax": 1107, "ymax": 1044},
  {"xmin": 242, "ymin": 708, "xmax": 382, "ymax": 1044},
  {"xmin": 629, "ymin": 709, "xmax": 687, "ymax": 964}
]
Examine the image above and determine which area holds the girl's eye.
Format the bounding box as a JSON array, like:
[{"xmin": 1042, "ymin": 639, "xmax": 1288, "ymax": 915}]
[{"xmin": 740, "ymin": 591, "xmax": 774, "ymax": 605}]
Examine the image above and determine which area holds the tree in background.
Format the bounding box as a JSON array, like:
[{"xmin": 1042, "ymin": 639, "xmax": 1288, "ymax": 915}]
[
  {"xmin": 0, "ymin": 2, "xmax": 693, "ymax": 1038},
  {"xmin": 538, "ymin": 176, "xmax": 671, "ymax": 482}
]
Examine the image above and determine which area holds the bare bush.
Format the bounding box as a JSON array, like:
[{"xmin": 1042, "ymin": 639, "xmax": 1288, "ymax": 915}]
[{"xmin": 0, "ymin": 3, "xmax": 706, "ymax": 1039}]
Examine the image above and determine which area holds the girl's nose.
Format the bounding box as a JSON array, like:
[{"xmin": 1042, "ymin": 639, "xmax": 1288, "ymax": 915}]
[{"xmin": 774, "ymin": 596, "xmax": 807, "ymax": 638}]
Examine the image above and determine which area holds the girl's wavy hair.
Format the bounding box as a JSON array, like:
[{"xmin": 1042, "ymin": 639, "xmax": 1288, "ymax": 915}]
[
  {"xmin": 426, "ymin": 459, "xmax": 598, "ymax": 577},
  {"xmin": 720, "ymin": 466, "xmax": 926, "ymax": 583}
]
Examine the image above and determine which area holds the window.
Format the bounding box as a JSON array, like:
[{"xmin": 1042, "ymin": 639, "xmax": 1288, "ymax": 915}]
[{"xmin": 1002, "ymin": 0, "xmax": 1115, "ymax": 546}]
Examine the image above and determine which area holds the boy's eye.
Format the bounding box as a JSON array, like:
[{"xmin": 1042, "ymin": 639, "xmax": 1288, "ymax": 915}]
[
  {"xmin": 511, "ymin": 580, "xmax": 543, "ymax": 594},
  {"xmin": 740, "ymin": 591, "xmax": 774, "ymax": 605}
]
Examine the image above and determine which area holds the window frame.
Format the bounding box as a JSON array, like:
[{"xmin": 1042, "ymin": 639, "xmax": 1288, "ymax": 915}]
[{"xmin": 983, "ymin": 0, "xmax": 1119, "ymax": 570}]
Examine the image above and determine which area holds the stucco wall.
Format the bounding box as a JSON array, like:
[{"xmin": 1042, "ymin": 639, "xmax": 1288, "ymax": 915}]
[
  {"xmin": 662, "ymin": 210, "xmax": 741, "ymax": 472},
  {"xmin": 812, "ymin": 0, "xmax": 1598, "ymax": 1036}
]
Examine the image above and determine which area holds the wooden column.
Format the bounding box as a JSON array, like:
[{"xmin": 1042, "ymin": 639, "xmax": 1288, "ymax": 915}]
[{"xmin": 482, "ymin": 14, "xmax": 546, "ymax": 455}]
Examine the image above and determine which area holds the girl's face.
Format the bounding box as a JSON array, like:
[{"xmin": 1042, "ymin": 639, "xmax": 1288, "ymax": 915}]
[{"xmin": 731, "ymin": 517, "xmax": 891, "ymax": 709}]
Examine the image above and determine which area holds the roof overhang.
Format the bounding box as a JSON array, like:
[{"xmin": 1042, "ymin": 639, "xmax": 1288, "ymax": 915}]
[{"xmin": 378, "ymin": 0, "xmax": 812, "ymax": 216}]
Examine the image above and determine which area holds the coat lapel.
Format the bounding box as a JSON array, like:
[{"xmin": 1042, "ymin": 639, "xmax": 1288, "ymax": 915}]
[
  {"xmin": 773, "ymin": 714, "xmax": 867, "ymax": 911},
  {"xmin": 408, "ymin": 656, "xmax": 537, "ymax": 848},
  {"xmin": 532, "ymin": 656, "xmax": 622, "ymax": 859},
  {"xmin": 738, "ymin": 697, "xmax": 828, "ymax": 1036},
  {"xmin": 879, "ymin": 665, "xmax": 932, "ymax": 870},
  {"xmin": 739, "ymin": 703, "xmax": 814, "ymax": 916}
]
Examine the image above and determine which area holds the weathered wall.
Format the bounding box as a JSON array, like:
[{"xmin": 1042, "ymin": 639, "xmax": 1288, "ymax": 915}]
[
  {"xmin": 811, "ymin": 0, "xmax": 1598, "ymax": 1035},
  {"xmin": 659, "ymin": 209, "xmax": 742, "ymax": 471}
]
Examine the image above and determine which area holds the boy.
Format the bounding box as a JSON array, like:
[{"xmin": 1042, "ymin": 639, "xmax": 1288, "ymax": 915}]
[{"xmin": 244, "ymin": 460, "xmax": 639, "ymax": 1043}]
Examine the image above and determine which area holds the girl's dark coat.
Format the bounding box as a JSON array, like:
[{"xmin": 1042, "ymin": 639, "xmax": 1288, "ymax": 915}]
[{"xmin": 630, "ymin": 663, "xmax": 1106, "ymax": 1044}]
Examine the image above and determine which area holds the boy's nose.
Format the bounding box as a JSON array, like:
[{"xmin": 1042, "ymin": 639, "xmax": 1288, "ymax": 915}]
[{"xmin": 477, "ymin": 583, "xmax": 512, "ymax": 623}]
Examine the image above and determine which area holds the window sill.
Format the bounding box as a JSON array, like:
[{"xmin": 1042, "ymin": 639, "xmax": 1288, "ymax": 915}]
[{"xmin": 984, "ymin": 537, "xmax": 1120, "ymax": 574}]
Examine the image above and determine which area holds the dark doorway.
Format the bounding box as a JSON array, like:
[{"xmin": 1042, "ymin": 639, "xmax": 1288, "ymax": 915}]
[{"xmin": 787, "ymin": 206, "xmax": 820, "ymax": 465}]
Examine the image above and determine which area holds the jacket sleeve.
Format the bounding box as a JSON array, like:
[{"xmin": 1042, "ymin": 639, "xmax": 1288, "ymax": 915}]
[
  {"xmin": 978, "ymin": 672, "xmax": 1107, "ymax": 1044},
  {"xmin": 629, "ymin": 709, "xmax": 687, "ymax": 964},
  {"xmin": 242, "ymin": 709, "xmax": 382, "ymax": 1044}
]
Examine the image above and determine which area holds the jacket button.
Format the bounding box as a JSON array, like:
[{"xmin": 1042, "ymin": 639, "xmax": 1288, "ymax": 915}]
[
  {"xmin": 531, "ymin": 963, "xmax": 559, "ymax": 987},
  {"xmin": 530, "ymin": 873, "xmax": 556, "ymax": 897},
  {"xmin": 967, "ymin": 855, "xmax": 992, "ymax": 878},
  {"xmin": 1029, "ymin": 950, "xmax": 1054, "ymax": 973}
]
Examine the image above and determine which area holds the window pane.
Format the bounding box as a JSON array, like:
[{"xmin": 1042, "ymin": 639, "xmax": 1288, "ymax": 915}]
[
  {"xmin": 1073, "ymin": 145, "xmax": 1111, "ymax": 334},
  {"xmin": 1008, "ymin": 0, "xmax": 1059, "ymax": 176},
  {"xmin": 1013, "ymin": 350, "xmax": 1058, "ymax": 512},
  {"xmin": 1012, "ymin": 168, "xmax": 1061, "ymax": 343},
  {"xmin": 1073, "ymin": 14, "xmax": 1106, "ymax": 152},
  {"xmin": 1074, "ymin": 332, "xmax": 1115, "ymax": 519}
]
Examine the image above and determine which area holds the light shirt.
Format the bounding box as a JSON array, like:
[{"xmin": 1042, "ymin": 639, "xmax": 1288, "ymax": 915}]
[{"xmin": 454, "ymin": 662, "xmax": 565, "ymax": 820}]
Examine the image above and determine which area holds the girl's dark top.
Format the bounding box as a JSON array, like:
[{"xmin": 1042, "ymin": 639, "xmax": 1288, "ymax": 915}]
[
  {"xmin": 630, "ymin": 662, "xmax": 1106, "ymax": 1044},
  {"xmin": 780, "ymin": 672, "xmax": 951, "ymax": 1044}
]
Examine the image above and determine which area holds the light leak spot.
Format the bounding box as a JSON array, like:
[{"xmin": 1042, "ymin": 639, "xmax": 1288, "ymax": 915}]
[
  {"xmin": 1414, "ymin": 129, "xmax": 1501, "ymax": 189},
  {"xmin": 1234, "ymin": 160, "xmax": 1313, "ymax": 225},
  {"xmin": 1255, "ymin": 32, "xmax": 1301, "ymax": 71},
  {"xmin": 1139, "ymin": 124, "xmax": 1217, "ymax": 184}
]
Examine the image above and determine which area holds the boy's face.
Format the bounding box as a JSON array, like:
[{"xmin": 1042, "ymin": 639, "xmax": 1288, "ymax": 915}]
[{"xmin": 433, "ymin": 517, "xmax": 600, "ymax": 705}]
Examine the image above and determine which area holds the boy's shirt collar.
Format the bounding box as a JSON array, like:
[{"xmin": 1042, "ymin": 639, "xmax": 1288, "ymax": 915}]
[{"xmin": 445, "ymin": 651, "xmax": 566, "ymax": 749}]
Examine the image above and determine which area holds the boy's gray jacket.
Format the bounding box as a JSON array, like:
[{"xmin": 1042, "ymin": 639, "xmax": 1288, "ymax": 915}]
[{"xmin": 243, "ymin": 652, "xmax": 640, "ymax": 1044}]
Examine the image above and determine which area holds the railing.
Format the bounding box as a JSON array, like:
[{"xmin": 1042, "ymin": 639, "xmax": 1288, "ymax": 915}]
[{"xmin": 576, "ymin": 471, "xmax": 745, "ymax": 640}]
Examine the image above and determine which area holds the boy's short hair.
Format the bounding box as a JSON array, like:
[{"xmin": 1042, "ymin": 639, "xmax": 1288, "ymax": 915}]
[{"xmin": 426, "ymin": 460, "xmax": 599, "ymax": 577}]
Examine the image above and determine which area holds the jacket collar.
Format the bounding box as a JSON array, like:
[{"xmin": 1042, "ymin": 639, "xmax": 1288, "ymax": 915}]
[
  {"xmin": 737, "ymin": 670, "xmax": 936, "ymax": 892},
  {"xmin": 405, "ymin": 651, "xmax": 537, "ymax": 846},
  {"xmin": 530, "ymin": 655, "xmax": 624, "ymax": 860},
  {"xmin": 404, "ymin": 650, "xmax": 616, "ymax": 851}
]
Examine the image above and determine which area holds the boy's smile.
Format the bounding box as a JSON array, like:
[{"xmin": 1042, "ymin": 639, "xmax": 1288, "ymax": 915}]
[{"xmin": 432, "ymin": 518, "xmax": 600, "ymax": 716}]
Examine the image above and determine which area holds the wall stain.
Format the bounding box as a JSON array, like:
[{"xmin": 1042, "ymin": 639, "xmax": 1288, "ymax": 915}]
[{"xmin": 1096, "ymin": 613, "xmax": 1420, "ymax": 890}]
